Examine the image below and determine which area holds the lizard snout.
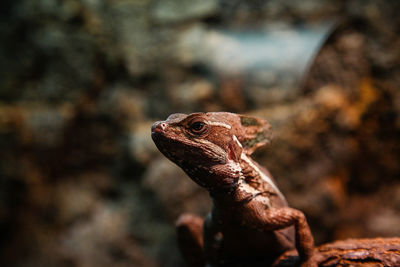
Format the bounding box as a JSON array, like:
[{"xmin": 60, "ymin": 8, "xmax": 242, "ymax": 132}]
[{"xmin": 151, "ymin": 121, "xmax": 167, "ymax": 134}]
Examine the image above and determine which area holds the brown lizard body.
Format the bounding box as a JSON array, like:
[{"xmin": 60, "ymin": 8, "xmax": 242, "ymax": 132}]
[{"xmin": 151, "ymin": 112, "xmax": 317, "ymax": 267}]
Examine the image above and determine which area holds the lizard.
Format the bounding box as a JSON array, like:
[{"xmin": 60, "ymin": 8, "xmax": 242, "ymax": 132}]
[{"xmin": 151, "ymin": 112, "xmax": 318, "ymax": 267}]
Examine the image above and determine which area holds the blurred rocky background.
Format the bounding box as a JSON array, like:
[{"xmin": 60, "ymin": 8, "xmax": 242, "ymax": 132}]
[{"xmin": 1, "ymin": 0, "xmax": 399, "ymax": 266}]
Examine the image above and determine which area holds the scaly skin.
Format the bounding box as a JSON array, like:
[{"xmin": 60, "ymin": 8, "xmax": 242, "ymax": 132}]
[{"xmin": 151, "ymin": 112, "xmax": 317, "ymax": 267}]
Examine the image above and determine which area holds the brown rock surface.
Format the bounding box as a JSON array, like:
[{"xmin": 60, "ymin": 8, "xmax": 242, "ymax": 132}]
[{"xmin": 274, "ymin": 238, "xmax": 400, "ymax": 267}]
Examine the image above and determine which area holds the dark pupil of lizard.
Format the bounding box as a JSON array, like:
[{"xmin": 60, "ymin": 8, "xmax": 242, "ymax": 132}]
[{"xmin": 191, "ymin": 122, "xmax": 204, "ymax": 132}]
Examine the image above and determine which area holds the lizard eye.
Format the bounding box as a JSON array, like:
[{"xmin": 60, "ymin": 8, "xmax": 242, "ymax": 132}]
[{"xmin": 188, "ymin": 120, "xmax": 208, "ymax": 135}]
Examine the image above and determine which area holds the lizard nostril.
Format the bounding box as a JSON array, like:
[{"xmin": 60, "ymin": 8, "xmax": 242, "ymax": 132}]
[{"xmin": 151, "ymin": 121, "xmax": 167, "ymax": 133}]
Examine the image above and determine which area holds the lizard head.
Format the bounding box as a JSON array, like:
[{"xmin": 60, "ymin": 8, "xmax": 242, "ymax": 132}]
[{"xmin": 151, "ymin": 112, "xmax": 273, "ymax": 191}]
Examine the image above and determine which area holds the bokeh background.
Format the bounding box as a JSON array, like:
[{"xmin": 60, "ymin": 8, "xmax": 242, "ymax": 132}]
[{"xmin": 1, "ymin": 0, "xmax": 400, "ymax": 266}]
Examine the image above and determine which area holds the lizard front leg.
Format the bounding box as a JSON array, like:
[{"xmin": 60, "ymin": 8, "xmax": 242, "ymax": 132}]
[
  {"xmin": 203, "ymin": 213, "xmax": 223, "ymax": 265},
  {"xmin": 176, "ymin": 214, "xmax": 205, "ymax": 267},
  {"xmin": 245, "ymin": 205, "xmax": 318, "ymax": 267}
]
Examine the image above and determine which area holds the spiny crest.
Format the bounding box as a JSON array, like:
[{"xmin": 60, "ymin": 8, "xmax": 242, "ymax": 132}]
[{"xmin": 237, "ymin": 114, "xmax": 273, "ymax": 155}]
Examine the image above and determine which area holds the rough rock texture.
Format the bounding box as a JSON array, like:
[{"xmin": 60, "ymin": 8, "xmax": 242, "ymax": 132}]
[
  {"xmin": 1, "ymin": 0, "xmax": 399, "ymax": 266},
  {"xmin": 274, "ymin": 238, "xmax": 400, "ymax": 267}
]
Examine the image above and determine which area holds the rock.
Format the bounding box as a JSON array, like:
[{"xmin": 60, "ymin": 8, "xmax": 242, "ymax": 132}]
[
  {"xmin": 58, "ymin": 203, "xmax": 158, "ymax": 267},
  {"xmin": 176, "ymin": 24, "xmax": 243, "ymax": 72},
  {"xmin": 98, "ymin": 87, "xmax": 147, "ymax": 123},
  {"xmin": 0, "ymin": 104, "xmax": 72, "ymax": 147},
  {"xmin": 128, "ymin": 121, "xmax": 159, "ymax": 165},
  {"xmin": 274, "ymin": 238, "xmax": 400, "ymax": 267},
  {"xmin": 152, "ymin": 0, "xmax": 218, "ymax": 23},
  {"xmin": 142, "ymin": 157, "xmax": 210, "ymax": 219},
  {"xmin": 167, "ymin": 79, "xmax": 215, "ymax": 112}
]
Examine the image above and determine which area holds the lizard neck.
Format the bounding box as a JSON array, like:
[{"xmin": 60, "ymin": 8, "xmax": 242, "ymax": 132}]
[
  {"xmin": 209, "ymin": 153, "xmax": 286, "ymax": 206},
  {"xmin": 239, "ymin": 153, "xmax": 285, "ymax": 201}
]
